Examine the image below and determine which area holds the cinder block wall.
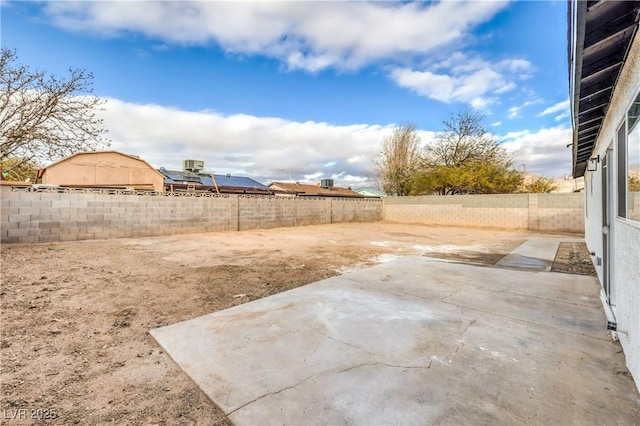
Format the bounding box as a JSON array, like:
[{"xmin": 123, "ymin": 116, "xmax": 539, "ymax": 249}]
[
  {"xmin": 536, "ymin": 193, "xmax": 584, "ymax": 233},
  {"xmin": 237, "ymin": 196, "xmax": 327, "ymax": 231},
  {"xmin": 1, "ymin": 186, "xmax": 585, "ymax": 243},
  {"xmin": 383, "ymin": 193, "xmax": 584, "ymax": 234},
  {"xmin": 0, "ymin": 187, "xmax": 383, "ymax": 243},
  {"xmin": 332, "ymin": 197, "xmax": 383, "ymax": 223}
]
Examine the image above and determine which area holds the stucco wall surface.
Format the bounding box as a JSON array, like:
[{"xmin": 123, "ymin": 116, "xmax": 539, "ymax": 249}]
[
  {"xmin": 583, "ymin": 33, "xmax": 640, "ymax": 389},
  {"xmin": 41, "ymin": 152, "xmax": 165, "ymax": 192},
  {"xmin": 613, "ymin": 221, "xmax": 640, "ymax": 389}
]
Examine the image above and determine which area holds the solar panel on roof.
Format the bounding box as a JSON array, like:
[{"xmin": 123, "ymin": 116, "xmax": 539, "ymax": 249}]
[{"xmin": 158, "ymin": 169, "xmax": 269, "ymax": 189}]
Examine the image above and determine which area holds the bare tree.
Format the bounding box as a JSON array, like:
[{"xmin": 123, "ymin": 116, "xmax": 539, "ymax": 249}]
[
  {"xmin": 425, "ymin": 109, "xmax": 504, "ymax": 168},
  {"xmin": 373, "ymin": 124, "xmax": 421, "ymax": 196},
  {"xmin": 0, "ymin": 48, "xmax": 108, "ymax": 173},
  {"xmin": 415, "ymin": 110, "xmax": 523, "ymax": 195}
]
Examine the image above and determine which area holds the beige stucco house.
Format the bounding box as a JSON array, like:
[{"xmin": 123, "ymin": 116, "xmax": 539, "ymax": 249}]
[{"xmin": 37, "ymin": 151, "xmax": 165, "ymax": 192}]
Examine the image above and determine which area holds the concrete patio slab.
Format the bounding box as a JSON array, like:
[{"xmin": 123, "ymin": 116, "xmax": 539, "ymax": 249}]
[
  {"xmin": 495, "ymin": 238, "xmax": 561, "ymax": 271},
  {"xmin": 150, "ymin": 255, "xmax": 640, "ymax": 425}
]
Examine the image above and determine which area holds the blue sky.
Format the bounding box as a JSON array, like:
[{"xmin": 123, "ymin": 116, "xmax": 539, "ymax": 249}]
[{"xmin": 2, "ymin": 1, "xmax": 573, "ymax": 187}]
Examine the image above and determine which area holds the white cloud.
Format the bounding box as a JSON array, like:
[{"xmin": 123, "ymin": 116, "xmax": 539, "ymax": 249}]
[
  {"xmin": 554, "ymin": 111, "xmax": 570, "ymax": 122},
  {"xmin": 38, "ymin": 1, "xmax": 535, "ymax": 110},
  {"xmin": 506, "ymin": 107, "xmax": 519, "ymax": 119},
  {"xmin": 507, "ymin": 99, "xmax": 540, "ymax": 119},
  {"xmin": 499, "ymin": 58, "xmax": 533, "ymax": 73},
  {"xmin": 539, "ymin": 99, "xmax": 569, "ymax": 116},
  {"xmin": 500, "ymin": 126, "xmax": 573, "ymax": 177},
  {"xmin": 99, "ymin": 98, "xmax": 436, "ymax": 189},
  {"xmin": 42, "ymin": 1, "xmax": 508, "ymax": 72},
  {"xmin": 390, "ymin": 69, "xmax": 454, "ymax": 102},
  {"xmin": 390, "ymin": 53, "xmax": 533, "ymax": 108},
  {"xmin": 538, "ymin": 99, "xmax": 571, "ymax": 123},
  {"xmin": 97, "ymin": 98, "xmax": 570, "ymax": 186}
]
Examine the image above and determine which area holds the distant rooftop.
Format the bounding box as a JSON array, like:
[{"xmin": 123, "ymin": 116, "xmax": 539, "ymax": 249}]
[
  {"xmin": 269, "ymin": 181, "xmax": 363, "ymax": 198},
  {"xmin": 355, "ymin": 187, "xmax": 385, "ymax": 197}
]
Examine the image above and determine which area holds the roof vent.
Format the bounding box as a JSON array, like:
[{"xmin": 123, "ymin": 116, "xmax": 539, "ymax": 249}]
[
  {"xmin": 320, "ymin": 178, "xmax": 334, "ymax": 188},
  {"xmin": 183, "ymin": 160, "xmax": 204, "ymax": 173}
]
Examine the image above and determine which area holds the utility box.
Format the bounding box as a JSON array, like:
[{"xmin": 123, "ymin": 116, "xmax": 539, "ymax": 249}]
[
  {"xmin": 320, "ymin": 179, "xmax": 334, "ymax": 188},
  {"xmin": 183, "ymin": 160, "xmax": 204, "ymax": 173}
]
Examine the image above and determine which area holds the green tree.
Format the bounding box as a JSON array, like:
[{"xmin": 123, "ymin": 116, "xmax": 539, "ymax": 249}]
[
  {"xmin": 0, "ymin": 157, "xmax": 39, "ymax": 181},
  {"xmin": 373, "ymin": 124, "xmax": 421, "ymax": 196},
  {"xmin": 413, "ymin": 110, "xmax": 523, "ymax": 195},
  {"xmin": 0, "ymin": 48, "xmax": 108, "ymax": 176},
  {"xmin": 522, "ymin": 176, "xmax": 559, "ymax": 193}
]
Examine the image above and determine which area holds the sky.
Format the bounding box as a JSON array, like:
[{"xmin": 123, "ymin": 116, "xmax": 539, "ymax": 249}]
[{"xmin": 1, "ymin": 0, "xmax": 574, "ymax": 188}]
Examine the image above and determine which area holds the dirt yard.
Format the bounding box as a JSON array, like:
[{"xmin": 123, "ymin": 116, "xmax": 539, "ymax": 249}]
[{"xmin": 0, "ymin": 222, "xmax": 592, "ymax": 425}]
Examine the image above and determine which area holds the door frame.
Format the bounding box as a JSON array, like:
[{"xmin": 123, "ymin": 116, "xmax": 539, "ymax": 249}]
[{"xmin": 601, "ymin": 147, "xmax": 614, "ymax": 306}]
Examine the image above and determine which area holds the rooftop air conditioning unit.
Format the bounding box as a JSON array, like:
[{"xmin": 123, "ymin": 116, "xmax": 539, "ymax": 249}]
[
  {"xmin": 183, "ymin": 159, "xmax": 204, "ymax": 173},
  {"xmin": 320, "ymin": 178, "xmax": 334, "ymax": 188}
]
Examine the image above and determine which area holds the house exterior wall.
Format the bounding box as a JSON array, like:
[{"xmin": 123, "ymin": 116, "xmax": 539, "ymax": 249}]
[
  {"xmin": 384, "ymin": 193, "xmax": 584, "ymax": 233},
  {"xmin": 41, "ymin": 152, "xmax": 165, "ymax": 192},
  {"xmin": 583, "ymin": 171, "xmax": 604, "ymax": 281},
  {"xmin": 583, "ymin": 34, "xmax": 640, "ymax": 389}
]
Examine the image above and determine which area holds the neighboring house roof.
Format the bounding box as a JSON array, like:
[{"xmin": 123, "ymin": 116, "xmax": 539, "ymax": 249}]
[
  {"xmin": 355, "ymin": 187, "xmax": 385, "ymax": 197},
  {"xmin": 159, "ymin": 169, "xmax": 273, "ymax": 194},
  {"xmin": 37, "ymin": 150, "xmax": 165, "ymax": 179},
  {"xmin": 569, "ymin": 1, "xmax": 639, "ymax": 177},
  {"xmin": 269, "ymin": 182, "xmax": 364, "ymax": 197}
]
